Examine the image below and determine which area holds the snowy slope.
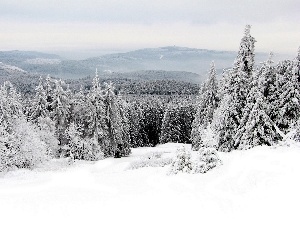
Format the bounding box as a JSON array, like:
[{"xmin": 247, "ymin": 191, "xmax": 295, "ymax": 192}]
[{"xmin": 0, "ymin": 143, "xmax": 299, "ymax": 225}]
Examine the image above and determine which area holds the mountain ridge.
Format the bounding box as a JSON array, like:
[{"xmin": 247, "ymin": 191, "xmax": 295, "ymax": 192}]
[{"xmin": 0, "ymin": 46, "xmax": 270, "ymax": 81}]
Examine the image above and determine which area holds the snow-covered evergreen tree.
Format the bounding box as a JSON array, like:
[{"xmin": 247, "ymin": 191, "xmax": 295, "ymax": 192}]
[
  {"xmin": 168, "ymin": 146, "xmax": 193, "ymax": 175},
  {"xmin": 291, "ymin": 119, "xmax": 300, "ymax": 142},
  {"xmin": 0, "ymin": 82, "xmax": 48, "ymax": 172},
  {"xmin": 102, "ymin": 82, "xmax": 130, "ymax": 157},
  {"xmin": 64, "ymin": 122, "xmax": 84, "ymax": 160},
  {"xmin": 30, "ymin": 76, "xmax": 48, "ymax": 123},
  {"xmin": 85, "ymin": 73, "xmax": 108, "ymax": 150},
  {"xmin": 191, "ymin": 61, "xmax": 218, "ymax": 150},
  {"xmin": 215, "ymin": 25, "xmax": 256, "ymax": 152},
  {"xmin": 50, "ymin": 79, "xmax": 70, "ymax": 148},
  {"xmin": 0, "ymin": 81, "xmax": 23, "ymax": 131},
  {"xmin": 45, "ymin": 75, "xmax": 55, "ymax": 113},
  {"xmin": 234, "ymin": 75, "xmax": 281, "ymax": 149},
  {"xmin": 116, "ymin": 93, "xmax": 131, "ymax": 155},
  {"xmin": 37, "ymin": 116, "xmax": 58, "ymax": 156},
  {"xmin": 193, "ymin": 147, "xmax": 221, "ymax": 173},
  {"xmin": 7, "ymin": 118, "xmax": 48, "ymax": 170},
  {"xmin": 275, "ymin": 50, "xmax": 300, "ymax": 132}
]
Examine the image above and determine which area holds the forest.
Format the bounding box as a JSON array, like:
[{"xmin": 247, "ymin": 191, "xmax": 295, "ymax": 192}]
[{"xmin": 0, "ymin": 25, "xmax": 299, "ymax": 173}]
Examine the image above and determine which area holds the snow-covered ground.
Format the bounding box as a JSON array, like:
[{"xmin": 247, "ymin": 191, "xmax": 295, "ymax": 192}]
[{"xmin": 0, "ymin": 143, "xmax": 299, "ymax": 225}]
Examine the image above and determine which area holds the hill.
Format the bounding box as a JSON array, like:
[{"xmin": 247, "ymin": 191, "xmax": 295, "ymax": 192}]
[{"xmin": 0, "ymin": 47, "xmax": 266, "ymax": 81}]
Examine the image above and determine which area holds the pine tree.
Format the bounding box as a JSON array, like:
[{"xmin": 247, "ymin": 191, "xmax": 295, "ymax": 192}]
[
  {"xmin": 215, "ymin": 25, "xmax": 256, "ymax": 152},
  {"xmin": 191, "ymin": 61, "xmax": 218, "ymax": 150}
]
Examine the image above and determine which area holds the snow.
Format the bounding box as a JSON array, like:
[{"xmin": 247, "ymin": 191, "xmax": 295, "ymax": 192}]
[{"xmin": 0, "ymin": 143, "xmax": 300, "ymax": 225}]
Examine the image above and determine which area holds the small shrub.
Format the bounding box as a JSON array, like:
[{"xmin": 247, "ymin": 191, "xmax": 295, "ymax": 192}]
[
  {"xmin": 168, "ymin": 146, "xmax": 193, "ymax": 175},
  {"xmin": 193, "ymin": 147, "xmax": 222, "ymax": 173}
]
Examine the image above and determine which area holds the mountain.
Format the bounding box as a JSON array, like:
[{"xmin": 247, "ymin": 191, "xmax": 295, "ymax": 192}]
[
  {"xmin": 0, "ymin": 47, "xmax": 270, "ymax": 82},
  {"xmin": 0, "ymin": 50, "xmax": 62, "ymax": 65}
]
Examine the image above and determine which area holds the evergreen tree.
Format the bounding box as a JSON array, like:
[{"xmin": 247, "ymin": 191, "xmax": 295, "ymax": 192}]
[
  {"xmin": 102, "ymin": 82, "xmax": 130, "ymax": 157},
  {"xmin": 234, "ymin": 73, "xmax": 281, "ymax": 149},
  {"xmin": 191, "ymin": 61, "xmax": 218, "ymax": 150},
  {"xmin": 45, "ymin": 75, "xmax": 54, "ymax": 113},
  {"xmin": 64, "ymin": 122, "xmax": 84, "ymax": 160},
  {"xmin": 168, "ymin": 146, "xmax": 193, "ymax": 175},
  {"xmin": 193, "ymin": 147, "xmax": 221, "ymax": 173},
  {"xmin": 0, "ymin": 81, "xmax": 23, "ymax": 131},
  {"xmin": 50, "ymin": 79, "xmax": 70, "ymax": 149},
  {"xmin": 37, "ymin": 116, "xmax": 58, "ymax": 156},
  {"xmin": 30, "ymin": 76, "xmax": 48, "ymax": 122},
  {"xmin": 215, "ymin": 25, "xmax": 256, "ymax": 152},
  {"xmin": 85, "ymin": 74, "xmax": 108, "ymax": 156},
  {"xmin": 276, "ymin": 50, "xmax": 300, "ymax": 132},
  {"xmin": 0, "ymin": 82, "xmax": 48, "ymax": 172},
  {"xmin": 256, "ymin": 52, "xmax": 278, "ymax": 122}
]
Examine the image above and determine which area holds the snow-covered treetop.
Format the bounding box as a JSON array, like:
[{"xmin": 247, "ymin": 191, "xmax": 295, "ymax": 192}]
[
  {"xmin": 207, "ymin": 61, "xmax": 217, "ymax": 88},
  {"xmin": 244, "ymin": 25, "xmax": 251, "ymax": 37}
]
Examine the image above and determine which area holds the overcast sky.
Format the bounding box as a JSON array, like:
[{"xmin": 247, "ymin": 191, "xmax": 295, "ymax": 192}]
[{"xmin": 0, "ymin": 0, "xmax": 299, "ymax": 58}]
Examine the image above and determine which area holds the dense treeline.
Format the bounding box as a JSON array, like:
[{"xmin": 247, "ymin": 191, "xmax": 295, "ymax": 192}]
[{"xmin": 0, "ymin": 74, "xmax": 200, "ymax": 96}]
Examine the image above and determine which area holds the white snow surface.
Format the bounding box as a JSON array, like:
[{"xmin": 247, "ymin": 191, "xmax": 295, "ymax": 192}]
[{"xmin": 0, "ymin": 143, "xmax": 300, "ymax": 225}]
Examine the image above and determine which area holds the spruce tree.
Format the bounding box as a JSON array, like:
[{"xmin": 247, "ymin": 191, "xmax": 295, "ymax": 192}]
[
  {"xmin": 85, "ymin": 73, "xmax": 107, "ymax": 152},
  {"xmin": 50, "ymin": 79, "xmax": 70, "ymax": 149},
  {"xmin": 191, "ymin": 61, "xmax": 218, "ymax": 150},
  {"xmin": 234, "ymin": 72, "xmax": 281, "ymax": 149},
  {"xmin": 276, "ymin": 49, "xmax": 300, "ymax": 132},
  {"xmin": 30, "ymin": 76, "xmax": 48, "ymax": 123},
  {"xmin": 102, "ymin": 82, "xmax": 131, "ymax": 157},
  {"xmin": 215, "ymin": 25, "xmax": 256, "ymax": 152}
]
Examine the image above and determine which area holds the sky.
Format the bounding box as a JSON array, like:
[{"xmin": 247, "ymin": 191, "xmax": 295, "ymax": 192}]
[{"xmin": 0, "ymin": 0, "xmax": 299, "ymax": 59}]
